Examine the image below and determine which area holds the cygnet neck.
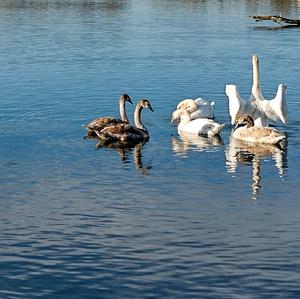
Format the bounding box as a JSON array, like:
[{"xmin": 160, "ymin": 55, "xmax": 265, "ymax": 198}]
[
  {"xmin": 119, "ymin": 96, "xmax": 129, "ymax": 123},
  {"xmin": 134, "ymin": 102, "xmax": 147, "ymax": 132}
]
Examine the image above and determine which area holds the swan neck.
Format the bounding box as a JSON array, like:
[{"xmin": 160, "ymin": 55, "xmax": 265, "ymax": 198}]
[
  {"xmin": 119, "ymin": 97, "xmax": 129, "ymax": 123},
  {"xmin": 252, "ymin": 56, "xmax": 261, "ymax": 97},
  {"xmin": 134, "ymin": 103, "xmax": 147, "ymax": 131},
  {"xmin": 247, "ymin": 117, "xmax": 255, "ymax": 128},
  {"xmin": 179, "ymin": 114, "xmax": 191, "ymax": 125}
]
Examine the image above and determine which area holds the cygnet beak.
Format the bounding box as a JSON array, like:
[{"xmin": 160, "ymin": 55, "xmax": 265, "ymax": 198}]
[{"xmin": 148, "ymin": 104, "xmax": 154, "ymax": 112}]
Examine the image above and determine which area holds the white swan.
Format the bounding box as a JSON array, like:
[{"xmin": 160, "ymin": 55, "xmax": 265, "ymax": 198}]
[
  {"xmin": 94, "ymin": 99, "xmax": 154, "ymax": 144},
  {"xmin": 172, "ymin": 97, "xmax": 215, "ymax": 121},
  {"xmin": 84, "ymin": 94, "xmax": 132, "ymax": 138},
  {"xmin": 171, "ymin": 109, "xmax": 225, "ymax": 137},
  {"xmin": 232, "ymin": 114, "xmax": 286, "ymax": 145},
  {"xmin": 226, "ymin": 54, "xmax": 288, "ymax": 126}
]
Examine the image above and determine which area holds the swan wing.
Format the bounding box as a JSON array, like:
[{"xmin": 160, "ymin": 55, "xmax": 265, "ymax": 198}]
[
  {"xmin": 193, "ymin": 98, "xmax": 215, "ymax": 118},
  {"xmin": 211, "ymin": 123, "xmax": 225, "ymax": 135},
  {"xmin": 190, "ymin": 108, "xmax": 213, "ymax": 119},
  {"xmin": 179, "ymin": 118, "xmax": 223, "ymax": 136},
  {"xmin": 200, "ymin": 122, "xmax": 224, "ymax": 137},
  {"xmin": 86, "ymin": 117, "xmax": 121, "ymax": 130},
  {"xmin": 269, "ymin": 84, "xmax": 288, "ymax": 124},
  {"xmin": 233, "ymin": 126, "xmax": 285, "ymax": 144},
  {"xmin": 226, "ymin": 84, "xmax": 245, "ymax": 125},
  {"xmin": 194, "ymin": 98, "xmax": 208, "ymax": 106},
  {"xmin": 176, "ymin": 98, "xmax": 214, "ymax": 118}
]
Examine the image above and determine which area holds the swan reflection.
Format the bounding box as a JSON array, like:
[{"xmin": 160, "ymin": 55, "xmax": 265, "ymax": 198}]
[
  {"xmin": 172, "ymin": 130, "xmax": 223, "ymax": 156},
  {"xmin": 226, "ymin": 136, "xmax": 288, "ymax": 199},
  {"xmin": 96, "ymin": 140, "xmax": 151, "ymax": 175}
]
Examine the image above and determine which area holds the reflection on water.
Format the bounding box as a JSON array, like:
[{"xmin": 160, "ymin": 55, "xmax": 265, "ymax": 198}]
[
  {"xmin": 171, "ymin": 130, "xmax": 223, "ymax": 157},
  {"xmin": 226, "ymin": 136, "xmax": 288, "ymax": 199},
  {"xmin": 1, "ymin": 0, "xmax": 300, "ymax": 297},
  {"xmin": 95, "ymin": 140, "xmax": 152, "ymax": 175},
  {"xmin": 253, "ymin": 25, "xmax": 300, "ymax": 30},
  {"xmin": 0, "ymin": 0, "xmax": 128, "ymax": 11},
  {"xmin": 2, "ymin": 0, "xmax": 300, "ymax": 13}
]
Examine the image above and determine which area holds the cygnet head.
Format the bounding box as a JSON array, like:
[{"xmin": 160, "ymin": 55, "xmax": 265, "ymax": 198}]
[
  {"xmin": 235, "ymin": 114, "xmax": 255, "ymax": 129},
  {"xmin": 120, "ymin": 94, "xmax": 133, "ymax": 104},
  {"xmin": 140, "ymin": 99, "xmax": 154, "ymax": 112}
]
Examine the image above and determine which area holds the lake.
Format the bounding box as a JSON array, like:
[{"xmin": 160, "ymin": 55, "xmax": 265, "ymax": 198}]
[{"xmin": 0, "ymin": 0, "xmax": 300, "ymax": 298}]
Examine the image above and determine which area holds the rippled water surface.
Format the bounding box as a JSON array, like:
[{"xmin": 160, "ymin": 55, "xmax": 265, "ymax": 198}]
[{"xmin": 1, "ymin": 0, "xmax": 300, "ymax": 298}]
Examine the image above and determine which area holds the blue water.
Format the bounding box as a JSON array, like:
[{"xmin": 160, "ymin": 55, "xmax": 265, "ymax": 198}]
[{"xmin": 1, "ymin": 0, "xmax": 300, "ymax": 298}]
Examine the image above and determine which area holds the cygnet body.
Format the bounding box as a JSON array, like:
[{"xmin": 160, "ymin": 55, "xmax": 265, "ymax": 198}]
[
  {"xmin": 84, "ymin": 94, "xmax": 132, "ymax": 138},
  {"xmin": 232, "ymin": 114, "xmax": 286, "ymax": 145},
  {"xmin": 94, "ymin": 99, "xmax": 154, "ymax": 144}
]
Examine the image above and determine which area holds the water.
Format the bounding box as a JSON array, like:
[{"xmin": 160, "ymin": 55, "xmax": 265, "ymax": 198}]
[{"xmin": 1, "ymin": 0, "xmax": 300, "ymax": 298}]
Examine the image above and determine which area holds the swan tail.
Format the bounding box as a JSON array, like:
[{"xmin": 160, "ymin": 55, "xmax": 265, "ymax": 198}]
[
  {"xmin": 269, "ymin": 84, "xmax": 288, "ymax": 124},
  {"xmin": 268, "ymin": 135, "xmax": 286, "ymax": 145},
  {"xmin": 212, "ymin": 123, "xmax": 225, "ymax": 135}
]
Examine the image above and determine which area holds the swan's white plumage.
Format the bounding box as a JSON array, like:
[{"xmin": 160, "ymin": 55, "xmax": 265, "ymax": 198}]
[
  {"xmin": 226, "ymin": 54, "xmax": 288, "ymax": 127},
  {"xmin": 173, "ymin": 110, "xmax": 225, "ymax": 137},
  {"xmin": 174, "ymin": 98, "xmax": 215, "ymax": 120}
]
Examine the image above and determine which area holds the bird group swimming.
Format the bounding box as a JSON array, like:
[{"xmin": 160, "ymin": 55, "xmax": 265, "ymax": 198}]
[
  {"xmin": 84, "ymin": 54, "xmax": 288, "ymax": 148},
  {"xmin": 84, "ymin": 94, "xmax": 154, "ymax": 146}
]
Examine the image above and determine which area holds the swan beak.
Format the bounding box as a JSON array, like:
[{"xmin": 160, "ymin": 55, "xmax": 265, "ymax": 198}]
[
  {"xmin": 234, "ymin": 120, "xmax": 241, "ymax": 129},
  {"xmin": 128, "ymin": 97, "xmax": 133, "ymax": 104},
  {"xmin": 148, "ymin": 104, "xmax": 154, "ymax": 112}
]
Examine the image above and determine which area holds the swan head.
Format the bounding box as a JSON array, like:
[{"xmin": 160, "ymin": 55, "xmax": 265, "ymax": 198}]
[
  {"xmin": 120, "ymin": 94, "xmax": 133, "ymax": 104},
  {"xmin": 252, "ymin": 54, "xmax": 259, "ymax": 66},
  {"xmin": 170, "ymin": 109, "xmax": 191, "ymax": 124},
  {"xmin": 235, "ymin": 114, "xmax": 255, "ymax": 129},
  {"xmin": 170, "ymin": 109, "xmax": 182, "ymax": 124},
  {"xmin": 176, "ymin": 99, "xmax": 198, "ymax": 113},
  {"xmin": 140, "ymin": 99, "xmax": 154, "ymax": 112}
]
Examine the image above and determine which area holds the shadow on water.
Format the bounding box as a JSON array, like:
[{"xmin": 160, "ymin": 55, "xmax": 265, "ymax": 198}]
[
  {"xmin": 94, "ymin": 139, "xmax": 152, "ymax": 175},
  {"xmin": 225, "ymin": 135, "xmax": 288, "ymax": 200}
]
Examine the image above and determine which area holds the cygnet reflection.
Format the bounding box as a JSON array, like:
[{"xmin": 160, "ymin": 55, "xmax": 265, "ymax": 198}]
[
  {"xmin": 96, "ymin": 140, "xmax": 151, "ymax": 175},
  {"xmin": 172, "ymin": 130, "xmax": 223, "ymax": 157},
  {"xmin": 225, "ymin": 136, "xmax": 288, "ymax": 199}
]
